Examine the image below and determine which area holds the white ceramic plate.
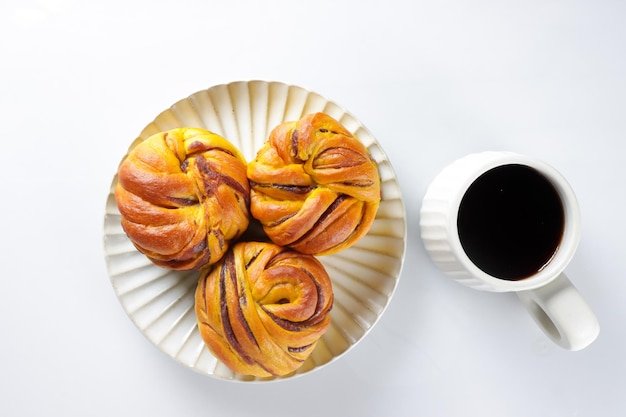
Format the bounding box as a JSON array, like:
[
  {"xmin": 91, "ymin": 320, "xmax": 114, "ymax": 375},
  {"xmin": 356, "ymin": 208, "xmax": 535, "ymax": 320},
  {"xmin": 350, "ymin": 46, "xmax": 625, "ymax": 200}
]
[{"xmin": 103, "ymin": 81, "xmax": 407, "ymax": 382}]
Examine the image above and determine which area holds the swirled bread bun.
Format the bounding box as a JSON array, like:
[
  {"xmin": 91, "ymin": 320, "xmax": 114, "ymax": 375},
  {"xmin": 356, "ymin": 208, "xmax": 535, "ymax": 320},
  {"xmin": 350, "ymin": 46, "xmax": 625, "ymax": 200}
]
[
  {"xmin": 195, "ymin": 241, "xmax": 333, "ymax": 377},
  {"xmin": 247, "ymin": 112, "xmax": 381, "ymax": 255},
  {"xmin": 114, "ymin": 127, "xmax": 250, "ymax": 270}
]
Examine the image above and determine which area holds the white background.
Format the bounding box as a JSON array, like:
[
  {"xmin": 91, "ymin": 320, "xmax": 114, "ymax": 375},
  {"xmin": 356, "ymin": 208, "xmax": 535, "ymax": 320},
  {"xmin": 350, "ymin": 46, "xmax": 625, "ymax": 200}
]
[{"xmin": 1, "ymin": 0, "xmax": 625, "ymax": 416}]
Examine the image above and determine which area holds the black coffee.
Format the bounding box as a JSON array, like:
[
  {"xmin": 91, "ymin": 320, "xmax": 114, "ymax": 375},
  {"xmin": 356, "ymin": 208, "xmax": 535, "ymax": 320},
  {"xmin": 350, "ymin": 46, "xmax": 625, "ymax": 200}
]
[{"xmin": 457, "ymin": 164, "xmax": 565, "ymax": 281}]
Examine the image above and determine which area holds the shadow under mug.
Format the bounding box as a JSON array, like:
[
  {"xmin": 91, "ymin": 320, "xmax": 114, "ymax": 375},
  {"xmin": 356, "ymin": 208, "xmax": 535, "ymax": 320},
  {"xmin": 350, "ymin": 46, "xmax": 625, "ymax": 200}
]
[{"xmin": 420, "ymin": 151, "xmax": 599, "ymax": 351}]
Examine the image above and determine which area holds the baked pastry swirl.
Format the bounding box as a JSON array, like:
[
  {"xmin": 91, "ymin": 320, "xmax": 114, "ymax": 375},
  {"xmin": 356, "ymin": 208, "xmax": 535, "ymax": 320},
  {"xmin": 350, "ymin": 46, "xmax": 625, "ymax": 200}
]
[
  {"xmin": 247, "ymin": 112, "xmax": 381, "ymax": 255},
  {"xmin": 195, "ymin": 241, "xmax": 333, "ymax": 377},
  {"xmin": 114, "ymin": 127, "xmax": 250, "ymax": 270}
]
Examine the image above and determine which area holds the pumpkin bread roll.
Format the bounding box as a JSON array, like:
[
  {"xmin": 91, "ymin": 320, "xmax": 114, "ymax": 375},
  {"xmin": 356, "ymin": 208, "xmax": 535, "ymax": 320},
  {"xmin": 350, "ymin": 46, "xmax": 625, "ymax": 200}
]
[
  {"xmin": 247, "ymin": 112, "xmax": 381, "ymax": 255},
  {"xmin": 115, "ymin": 127, "xmax": 250, "ymax": 270},
  {"xmin": 195, "ymin": 241, "xmax": 333, "ymax": 377}
]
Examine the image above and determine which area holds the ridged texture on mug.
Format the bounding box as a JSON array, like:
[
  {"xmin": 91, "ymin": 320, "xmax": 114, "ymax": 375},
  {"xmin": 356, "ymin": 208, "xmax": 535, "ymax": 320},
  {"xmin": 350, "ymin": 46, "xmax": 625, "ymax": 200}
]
[
  {"xmin": 103, "ymin": 81, "xmax": 407, "ymax": 382},
  {"xmin": 419, "ymin": 152, "xmax": 519, "ymax": 292}
]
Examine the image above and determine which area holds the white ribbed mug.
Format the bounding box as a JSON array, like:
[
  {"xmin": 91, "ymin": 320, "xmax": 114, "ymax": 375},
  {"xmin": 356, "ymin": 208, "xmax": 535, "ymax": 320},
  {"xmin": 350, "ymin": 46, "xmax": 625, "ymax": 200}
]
[{"xmin": 420, "ymin": 151, "xmax": 599, "ymax": 351}]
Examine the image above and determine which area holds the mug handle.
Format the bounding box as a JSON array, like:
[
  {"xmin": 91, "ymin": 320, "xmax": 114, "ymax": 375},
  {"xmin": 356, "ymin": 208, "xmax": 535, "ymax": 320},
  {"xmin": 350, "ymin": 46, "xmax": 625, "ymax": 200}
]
[{"xmin": 516, "ymin": 273, "xmax": 600, "ymax": 351}]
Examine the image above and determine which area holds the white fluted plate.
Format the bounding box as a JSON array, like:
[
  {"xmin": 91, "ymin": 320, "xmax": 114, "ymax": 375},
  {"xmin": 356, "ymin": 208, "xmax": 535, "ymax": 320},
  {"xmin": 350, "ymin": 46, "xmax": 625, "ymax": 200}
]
[{"xmin": 103, "ymin": 81, "xmax": 407, "ymax": 382}]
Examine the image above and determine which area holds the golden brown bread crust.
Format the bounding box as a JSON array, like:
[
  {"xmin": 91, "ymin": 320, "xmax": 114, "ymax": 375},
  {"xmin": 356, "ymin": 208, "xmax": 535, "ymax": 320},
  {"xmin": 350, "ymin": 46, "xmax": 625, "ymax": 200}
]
[
  {"xmin": 247, "ymin": 112, "xmax": 381, "ymax": 255},
  {"xmin": 195, "ymin": 241, "xmax": 333, "ymax": 377},
  {"xmin": 114, "ymin": 127, "xmax": 250, "ymax": 270}
]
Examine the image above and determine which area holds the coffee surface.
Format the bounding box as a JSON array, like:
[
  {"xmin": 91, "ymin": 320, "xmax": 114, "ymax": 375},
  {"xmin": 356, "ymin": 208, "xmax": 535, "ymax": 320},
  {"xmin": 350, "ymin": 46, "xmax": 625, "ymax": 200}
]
[{"xmin": 457, "ymin": 164, "xmax": 565, "ymax": 280}]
